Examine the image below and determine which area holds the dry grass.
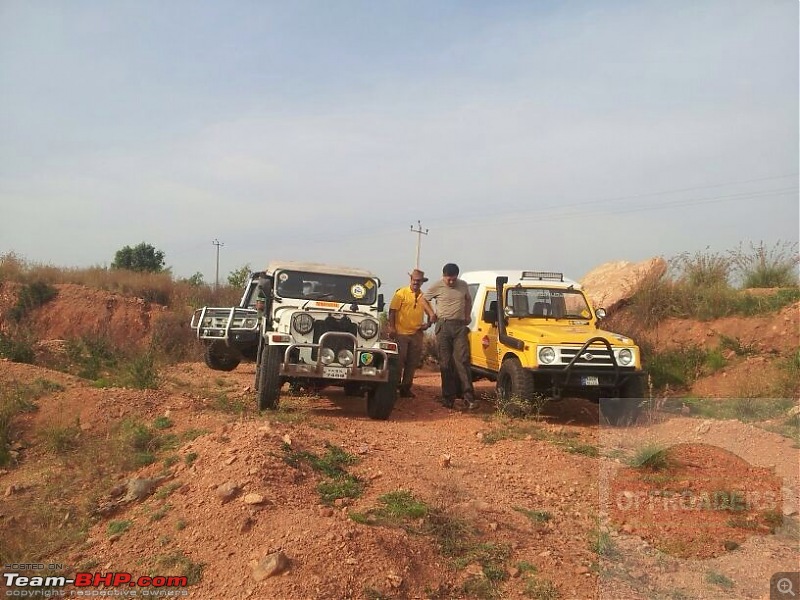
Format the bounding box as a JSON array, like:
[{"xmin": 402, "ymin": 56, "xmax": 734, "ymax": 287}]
[{"xmin": 0, "ymin": 251, "xmax": 241, "ymax": 308}]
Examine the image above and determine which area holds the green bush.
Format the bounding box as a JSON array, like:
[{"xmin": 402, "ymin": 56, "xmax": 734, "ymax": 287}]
[
  {"xmin": 645, "ymin": 345, "xmax": 723, "ymax": 389},
  {"xmin": 732, "ymin": 240, "xmax": 799, "ymax": 288},
  {"xmin": 120, "ymin": 351, "xmax": 160, "ymax": 390},
  {"xmin": 64, "ymin": 336, "xmax": 117, "ymax": 380},
  {"xmin": 0, "ymin": 330, "xmax": 36, "ymax": 364},
  {"xmin": 8, "ymin": 281, "xmax": 58, "ymax": 322},
  {"xmin": 628, "ymin": 244, "xmax": 799, "ymax": 325}
]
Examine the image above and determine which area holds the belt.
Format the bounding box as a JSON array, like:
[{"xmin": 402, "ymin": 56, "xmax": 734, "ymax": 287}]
[{"xmin": 440, "ymin": 318, "xmax": 467, "ymax": 322}]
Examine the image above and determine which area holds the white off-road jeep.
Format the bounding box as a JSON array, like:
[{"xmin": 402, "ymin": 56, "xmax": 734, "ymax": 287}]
[
  {"xmin": 462, "ymin": 270, "xmax": 646, "ymax": 424},
  {"xmin": 192, "ymin": 261, "xmax": 400, "ymax": 419}
]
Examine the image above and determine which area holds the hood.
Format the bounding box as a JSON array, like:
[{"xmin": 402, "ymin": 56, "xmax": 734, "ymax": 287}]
[{"xmin": 504, "ymin": 321, "xmax": 637, "ymax": 347}]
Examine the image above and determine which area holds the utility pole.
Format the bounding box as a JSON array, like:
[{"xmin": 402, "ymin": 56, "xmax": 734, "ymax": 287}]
[
  {"xmin": 212, "ymin": 239, "xmax": 224, "ymax": 291},
  {"xmin": 409, "ymin": 220, "xmax": 429, "ymax": 269}
]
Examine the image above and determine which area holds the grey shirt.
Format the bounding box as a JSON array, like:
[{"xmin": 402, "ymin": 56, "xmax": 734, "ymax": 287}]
[{"xmin": 424, "ymin": 278, "xmax": 472, "ymax": 321}]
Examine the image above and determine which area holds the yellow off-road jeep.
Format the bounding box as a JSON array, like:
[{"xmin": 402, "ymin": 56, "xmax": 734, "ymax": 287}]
[{"xmin": 462, "ymin": 270, "xmax": 645, "ymax": 424}]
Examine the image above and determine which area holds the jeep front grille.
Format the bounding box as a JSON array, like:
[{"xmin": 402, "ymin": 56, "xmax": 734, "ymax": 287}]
[
  {"xmin": 311, "ymin": 315, "xmax": 358, "ymax": 359},
  {"xmin": 558, "ymin": 346, "xmax": 615, "ymax": 367}
]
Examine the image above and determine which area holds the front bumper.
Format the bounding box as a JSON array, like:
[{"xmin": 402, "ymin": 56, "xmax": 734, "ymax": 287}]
[{"xmin": 273, "ymin": 332, "xmax": 397, "ymax": 383}]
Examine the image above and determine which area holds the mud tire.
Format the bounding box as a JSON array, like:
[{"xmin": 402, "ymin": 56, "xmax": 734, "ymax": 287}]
[
  {"xmin": 204, "ymin": 341, "xmax": 241, "ymax": 372},
  {"xmin": 366, "ymin": 358, "xmax": 399, "ymax": 420},
  {"xmin": 496, "ymin": 357, "xmax": 535, "ymax": 403},
  {"xmin": 257, "ymin": 344, "xmax": 282, "ymax": 411}
]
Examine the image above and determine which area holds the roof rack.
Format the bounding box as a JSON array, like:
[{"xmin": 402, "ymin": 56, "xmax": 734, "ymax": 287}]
[{"xmin": 521, "ymin": 271, "xmax": 564, "ymax": 282}]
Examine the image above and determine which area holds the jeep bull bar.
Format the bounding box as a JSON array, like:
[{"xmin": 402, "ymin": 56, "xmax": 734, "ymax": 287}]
[
  {"xmin": 191, "ymin": 307, "xmax": 260, "ymax": 343},
  {"xmin": 270, "ymin": 331, "xmax": 397, "ymax": 382},
  {"xmin": 538, "ymin": 336, "xmax": 641, "ymax": 397}
]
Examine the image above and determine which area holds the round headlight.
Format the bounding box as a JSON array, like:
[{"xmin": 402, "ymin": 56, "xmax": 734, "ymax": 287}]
[
  {"xmin": 337, "ymin": 349, "xmax": 355, "ymax": 366},
  {"xmin": 202, "ymin": 317, "xmax": 212, "ymax": 327},
  {"xmin": 243, "ymin": 318, "xmax": 257, "ymax": 328},
  {"xmin": 320, "ymin": 347, "xmax": 335, "ymax": 365},
  {"xmin": 618, "ymin": 348, "xmax": 633, "ymax": 366},
  {"xmin": 292, "ymin": 312, "xmax": 314, "ymax": 335},
  {"xmin": 358, "ymin": 318, "xmax": 379, "ymax": 340},
  {"xmin": 538, "ymin": 346, "xmax": 556, "ymax": 364}
]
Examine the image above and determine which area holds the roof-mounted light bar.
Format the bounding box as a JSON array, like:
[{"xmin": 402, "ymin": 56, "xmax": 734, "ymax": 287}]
[{"xmin": 521, "ymin": 271, "xmax": 564, "ymax": 281}]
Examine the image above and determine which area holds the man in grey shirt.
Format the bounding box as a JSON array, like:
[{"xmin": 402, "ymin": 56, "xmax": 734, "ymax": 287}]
[{"xmin": 424, "ymin": 263, "xmax": 477, "ymax": 410}]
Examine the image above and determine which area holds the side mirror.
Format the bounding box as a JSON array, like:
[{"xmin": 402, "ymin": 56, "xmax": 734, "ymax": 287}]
[
  {"xmin": 595, "ymin": 308, "xmax": 606, "ymax": 320},
  {"xmin": 377, "ymin": 293, "xmax": 385, "ymax": 313}
]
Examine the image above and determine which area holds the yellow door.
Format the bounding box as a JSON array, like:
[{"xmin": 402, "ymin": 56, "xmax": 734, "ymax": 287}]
[{"xmin": 470, "ymin": 289, "xmax": 500, "ymax": 371}]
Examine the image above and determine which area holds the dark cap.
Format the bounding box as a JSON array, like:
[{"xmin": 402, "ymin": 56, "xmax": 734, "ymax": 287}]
[{"xmin": 442, "ymin": 263, "xmax": 459, "ymax": 276}]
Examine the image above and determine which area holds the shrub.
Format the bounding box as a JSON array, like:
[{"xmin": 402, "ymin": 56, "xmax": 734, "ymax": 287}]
[
  {"xmin": 149, "ymin": 309, "xmax": 202, "ymax": 363},
  {"xmin": 645, "ymin": 345, "xmax": 713, "ymax": 389},
  {"xmin": 627, "ymin": 243, "xmax": 799, "ymax": 325},
  {"xmin": 8, "ymin": 281, "xmax": 58, "ymax": 322},
  {"xmin": 0, "ymin": 252, "xmax": 26, "ymax": 283},
  {"xmin": 64, "ymin": 335, "xmax": 117, "ymax": 380},
  {"xmin": 120, "ymin": 351, "xmax": 160, "ymax": 390},
  {"xmin": 0, "ymin": 330, "xmax": 36, "ymax": 364},
  {"xmin": 731, "ymin": 240, "xmax": 799, "ymax": 288}
]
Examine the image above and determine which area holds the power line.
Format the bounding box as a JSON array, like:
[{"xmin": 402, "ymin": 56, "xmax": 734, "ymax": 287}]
[{"xmin": 264, "ymin": 179, "xmax": 796, "ymax": 247}]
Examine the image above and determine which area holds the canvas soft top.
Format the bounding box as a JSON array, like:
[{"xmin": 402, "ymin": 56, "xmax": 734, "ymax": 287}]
[{"xmin": 266, "ymin": 261, "xmax": 379, "ymax": 281}]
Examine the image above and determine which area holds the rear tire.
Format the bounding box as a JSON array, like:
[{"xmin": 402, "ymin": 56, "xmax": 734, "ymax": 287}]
[
  {"xmin": 600, "ymin": 375, "xmax": 644, "ymax": 426},
  {"xmin": 204, "ymin": 341, "xmax": 241, "ymax": 372},
  {"xmin": 257, "ymin": 344, "xmax": 282, "ymax": 411},
  {"xmin": 366, "ymin": 358, "xmax": 399, "ymax": 420}
]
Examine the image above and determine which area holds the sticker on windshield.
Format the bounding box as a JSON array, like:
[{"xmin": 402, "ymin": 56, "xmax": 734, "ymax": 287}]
[
  {"xmin": 364, "ymin": 280, "xmax": 375, "ymax": 289},
  {"xmin": 278, "ymin": 273, "xmax": 288, "ymax": 282},
  {"xmin": 350, "ymin": 284, "xmax": 366, "ymax": 299}
]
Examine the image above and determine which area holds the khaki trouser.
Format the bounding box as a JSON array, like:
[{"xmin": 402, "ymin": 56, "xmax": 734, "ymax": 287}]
[
  {"xmin": 396, "ymin": 330, "xmax": 424, "ymax": 389},
  {"xmin": 435, "ymin": 319, "xmax": 474, "ymax": 400}
]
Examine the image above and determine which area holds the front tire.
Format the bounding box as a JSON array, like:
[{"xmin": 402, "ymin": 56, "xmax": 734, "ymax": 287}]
[
  {"xmin": 496, "ymin": 357, "xmax": 534, "ymax": 403},
  {"xmin": 204, "ymin": 341, "xmax": 241, "ymax": 372},
  {"xmin": 366, "ymin": 358, "xmax": 399, "ymax": 420},
  {"xmin": 257, "ymin": 344, "xmax": 282, "ymax": 411}
]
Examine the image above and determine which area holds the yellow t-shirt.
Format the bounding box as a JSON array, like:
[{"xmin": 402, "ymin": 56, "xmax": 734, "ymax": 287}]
[{"xmin": 389, "ymin": 286, "xmax": 425, "ymax": 335}]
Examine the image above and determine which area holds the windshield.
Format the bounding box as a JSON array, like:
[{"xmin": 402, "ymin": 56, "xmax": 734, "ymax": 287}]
[
  {"xmin": 504, "ymin": 287, "xmax": 592, "ymax": 320},
  {"xmin": 274, "ymin": 270, "xmax": 378, "ymax": 305}
]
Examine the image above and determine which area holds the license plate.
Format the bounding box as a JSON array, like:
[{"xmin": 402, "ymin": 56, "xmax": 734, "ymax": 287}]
[
  {"xmin": 323, "ymin": 366, "xmax": 348, "ymax": 379},
  {"xmin": 582, "ymin": 376, "xmax": 599, "ymax": 386}
]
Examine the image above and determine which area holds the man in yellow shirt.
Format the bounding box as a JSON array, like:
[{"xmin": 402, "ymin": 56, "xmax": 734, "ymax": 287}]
[{"xmin": 386, "ymin": 269, "xmax": 438, "ymax": 398}]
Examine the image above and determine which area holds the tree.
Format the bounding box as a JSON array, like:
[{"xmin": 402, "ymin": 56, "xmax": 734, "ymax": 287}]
[
  {"xmin": 112, "ymin": 243, "xmax": 166, "ymax": 273},
  {"xmin": 183, "ymin": 272, "xmax": 205, "ymax": 287},
  {"xmin": 227, "ymin": 264, "xmax": 252, "ymax": 289}
]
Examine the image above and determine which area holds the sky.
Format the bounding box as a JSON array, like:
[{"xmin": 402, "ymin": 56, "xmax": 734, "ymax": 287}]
[{"xmin": 1, "ymin": 0, "xmax": 797, "ymax": 297}]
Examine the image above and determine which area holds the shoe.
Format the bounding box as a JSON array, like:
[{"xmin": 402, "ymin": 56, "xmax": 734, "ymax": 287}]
[
  {"xmin": 439, "ymin": 396, "xmax": 455, "ymax": 409},
  {"xmin": 464, "ymin": 401, "xmax": 480, "ymax": 412},
  {"xmin": 398, "ymin": 388, "xmax": 415, "ymax": 398}
]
